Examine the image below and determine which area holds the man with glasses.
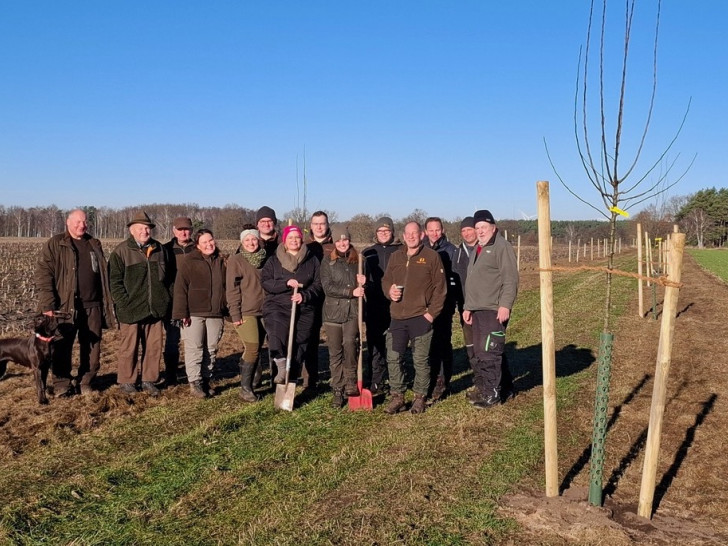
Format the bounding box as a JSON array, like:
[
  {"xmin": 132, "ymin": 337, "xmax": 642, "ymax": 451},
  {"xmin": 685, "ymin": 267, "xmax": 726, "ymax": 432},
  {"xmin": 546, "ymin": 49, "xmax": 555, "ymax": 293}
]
[
  {"xmin": 362, "ymin": 217, "xmax": 401, "ymax": 394},
  {"xmin": 255, "ymin": 206, "xmax": 279, "ymax": 258},
  {"xmin": 162, "ymin": 216, "xmax": 195, "ymax": 385}
]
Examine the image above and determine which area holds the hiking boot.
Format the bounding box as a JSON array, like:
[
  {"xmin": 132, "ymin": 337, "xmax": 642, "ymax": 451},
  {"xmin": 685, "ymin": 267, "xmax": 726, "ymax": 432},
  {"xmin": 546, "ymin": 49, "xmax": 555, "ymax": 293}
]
[
  {"xmin": 466, "ymin": 388, "xmax": 483, "ymax": 404},
  {"xmin": 344, "ymin": 383, "xmax": 360, "ymax": 397},
  {"xmin": 202, "ymin": 378, "xmax": 215, "ymax": 397},
  {"xmin": 189, "ymin": 380, "xmax": 207, "ymax": 399},
  {"xmin": 273, "ymin": 358, "xmax": 286, "ymax": 385},
  {"xmin": 119, "ymin": 383, "xmax": 138, "ymax": 395},
  {"xmin": 331, "ymin": 389, "xmax": 345, "ymax": 409},
  {"xmin": 410, "ymin": 394, "xmax": 427, "ymax": 414},
  {"xmin": 431, "ymin": 376, "xmax": 448, "ymax": 401},
  {"xmin": 141, "ymin": 381, "xmax": 160, "ymax": 397},
  {"xmin": 239, "ymin": 362, "xmax": 257, "ymax": 403},
  {"xmin": 384, "ymin": 392, "xmax": 406, "ymax": 414},
  {"xmin": 472, "ymin": 387, "xmax": 501, "ymax": 409}
]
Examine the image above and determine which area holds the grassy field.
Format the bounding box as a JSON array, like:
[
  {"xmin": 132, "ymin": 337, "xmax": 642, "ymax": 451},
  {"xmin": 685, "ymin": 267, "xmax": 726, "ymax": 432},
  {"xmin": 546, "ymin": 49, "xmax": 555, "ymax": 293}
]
[
  {"xmin": 687, "ymin": 248, "xmax": 728, "ymax": 283},
  {"xmin": 0, "ymin": 257, "xmax": 636, "ymax": 544}
]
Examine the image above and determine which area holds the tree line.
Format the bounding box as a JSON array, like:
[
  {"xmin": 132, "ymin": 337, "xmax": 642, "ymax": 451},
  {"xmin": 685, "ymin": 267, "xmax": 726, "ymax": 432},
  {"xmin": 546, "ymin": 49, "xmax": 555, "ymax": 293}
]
[{"xmin": 5, "ymin": 196, "xmax": 726, "ymax": 247}]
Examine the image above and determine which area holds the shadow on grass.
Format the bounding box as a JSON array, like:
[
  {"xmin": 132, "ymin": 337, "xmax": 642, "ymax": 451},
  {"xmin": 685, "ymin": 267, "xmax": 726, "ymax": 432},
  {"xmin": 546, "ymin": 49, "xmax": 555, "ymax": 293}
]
[{"xmin": 560, "ymin": 373, "xmax": 651, "ymax": 493}]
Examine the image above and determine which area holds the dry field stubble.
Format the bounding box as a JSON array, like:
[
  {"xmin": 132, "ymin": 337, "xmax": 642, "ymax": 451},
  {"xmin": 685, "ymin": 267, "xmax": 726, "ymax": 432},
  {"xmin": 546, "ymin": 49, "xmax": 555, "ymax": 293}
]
[{"xmin": 1, "ymin": 238, "xmax": 727, "ymax": 543}]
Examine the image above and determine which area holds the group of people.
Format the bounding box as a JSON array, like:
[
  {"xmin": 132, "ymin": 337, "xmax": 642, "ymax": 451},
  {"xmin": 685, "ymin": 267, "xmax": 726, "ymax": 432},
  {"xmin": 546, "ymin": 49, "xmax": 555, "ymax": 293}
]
[{"xmin": 34, "ymin": 204, "xmax": 518, "ymax": 413}]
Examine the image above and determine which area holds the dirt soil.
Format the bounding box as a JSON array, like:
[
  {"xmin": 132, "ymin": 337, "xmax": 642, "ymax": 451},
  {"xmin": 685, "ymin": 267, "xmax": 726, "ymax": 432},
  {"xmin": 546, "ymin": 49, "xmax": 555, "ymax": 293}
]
[
  {"xmin": 1, "ymin": 247, "xmax": 727, "ymax": 544},
  {"xmin": 499, "ymin": 254, "xmax": 728, "ymax": 545}
]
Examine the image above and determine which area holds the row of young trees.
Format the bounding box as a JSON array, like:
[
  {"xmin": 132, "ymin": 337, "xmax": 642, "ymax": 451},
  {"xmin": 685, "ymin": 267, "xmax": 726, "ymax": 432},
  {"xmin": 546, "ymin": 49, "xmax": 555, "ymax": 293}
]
[{"xmin": 0, "ymin": 194, "xmax": 723, "ymax": 246}]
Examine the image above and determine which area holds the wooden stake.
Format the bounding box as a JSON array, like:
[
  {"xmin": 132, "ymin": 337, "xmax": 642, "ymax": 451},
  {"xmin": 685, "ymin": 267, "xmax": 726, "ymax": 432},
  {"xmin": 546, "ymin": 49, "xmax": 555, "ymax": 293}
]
[
  {"xmin": 568, "ymin": 240, "xmax": 572, "ymax": 263},
  {"xmin": 537, "ymin": 181, "xmax": 558, "ymax": 497},
  {"xmin": 517, "ymin": 235, "xmax": 521, "ymax": 271},
  {"xmin": 576, "ymin": 238, "xmax": 581, "ymax": 263},
  {"xmin": 637, "ymin": 223, "xmax": 644, "ymax": 317},
  {"xmin": 637, "ymin": 233, "xmax": 686, "ymax": 519},
  {"xmin": 590, "ymin": 237, "xmax": 594, "ymax": 260}
]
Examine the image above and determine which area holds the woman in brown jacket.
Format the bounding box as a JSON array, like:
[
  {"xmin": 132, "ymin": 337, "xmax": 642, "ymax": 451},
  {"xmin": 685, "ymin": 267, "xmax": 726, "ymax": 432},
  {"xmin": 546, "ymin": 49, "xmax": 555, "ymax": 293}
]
[
  {"xmin": 172, "ymin": 229, "xmax": 227, "ymax": 398},
  {"xmin": 226, "ymin": 225, "xmax": 267, "ymax": 402}
]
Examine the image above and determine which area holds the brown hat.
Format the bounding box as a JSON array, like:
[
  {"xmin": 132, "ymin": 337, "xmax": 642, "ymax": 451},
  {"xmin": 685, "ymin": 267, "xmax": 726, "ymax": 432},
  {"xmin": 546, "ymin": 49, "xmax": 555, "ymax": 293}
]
[
  {"xmin": 173, "ymin": 216, "xmax": 192, "ymax": 229},
  {"xmin": 331, "ymin": 225, "xmax": 351, "ymax": 242},
  {"xmin": 256, "ymin": 206, "xmax": 277, "ymax": 224},
  {"xmin": 127, "ymin": 211, "xmax": 155, "ymax": 228}
]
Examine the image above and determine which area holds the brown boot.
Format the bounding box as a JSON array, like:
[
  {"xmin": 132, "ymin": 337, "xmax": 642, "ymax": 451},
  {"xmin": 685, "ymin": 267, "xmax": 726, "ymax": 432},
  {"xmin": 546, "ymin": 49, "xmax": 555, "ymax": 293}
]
[
  {"xmin": 344, "ymin": 383, "xmax": 360, "ymax": 397},
  {"xmin": 384, "ymin": 392, "xmax": 406, "ymax": 414},
  {"xmin": 410, "ymin": 394, "xmax": 427, "ymax": 414}
]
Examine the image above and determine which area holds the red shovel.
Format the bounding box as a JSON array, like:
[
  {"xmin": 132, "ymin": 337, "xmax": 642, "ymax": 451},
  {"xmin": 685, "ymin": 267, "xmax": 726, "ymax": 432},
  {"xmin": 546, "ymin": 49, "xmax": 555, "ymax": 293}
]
[{"xmin": 349, "ymin": 253, "xmax": 373, "ymax": 411}]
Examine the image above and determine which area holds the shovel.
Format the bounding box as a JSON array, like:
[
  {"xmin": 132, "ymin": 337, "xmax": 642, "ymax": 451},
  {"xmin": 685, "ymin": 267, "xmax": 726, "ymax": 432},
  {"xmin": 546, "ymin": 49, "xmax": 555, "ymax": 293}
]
[
  {"xmin": 274, "ymin": 285, "xmax": 299, "ymax": 411},
  {"xmin": 349, "ymin": 253, "xmax": 373, "ymax": 411}
]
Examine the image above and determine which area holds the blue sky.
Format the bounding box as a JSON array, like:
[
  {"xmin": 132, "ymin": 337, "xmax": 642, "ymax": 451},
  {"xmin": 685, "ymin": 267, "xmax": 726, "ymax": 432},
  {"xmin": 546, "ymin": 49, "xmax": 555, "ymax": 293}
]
[{"xmin": 1, "ymin": 1, "xmax": 725, "ymax": 221}]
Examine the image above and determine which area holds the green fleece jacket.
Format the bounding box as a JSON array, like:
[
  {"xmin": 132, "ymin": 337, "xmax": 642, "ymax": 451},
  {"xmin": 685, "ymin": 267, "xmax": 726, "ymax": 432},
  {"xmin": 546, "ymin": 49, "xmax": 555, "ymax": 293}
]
[
  {"xmin": 464, "ymin": 230, "xmax": 519, "ymax": 312},
  {"xmin": 109, "ymin": 237, "xmax": 172, "ymax": 324}
]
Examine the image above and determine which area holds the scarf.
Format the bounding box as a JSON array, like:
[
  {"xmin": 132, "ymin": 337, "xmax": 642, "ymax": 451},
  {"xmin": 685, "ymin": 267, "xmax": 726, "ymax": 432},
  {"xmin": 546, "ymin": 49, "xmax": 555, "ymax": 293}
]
[{"xmin": 241, "ymin": 247, "xmax": 266, "ymax": 269}]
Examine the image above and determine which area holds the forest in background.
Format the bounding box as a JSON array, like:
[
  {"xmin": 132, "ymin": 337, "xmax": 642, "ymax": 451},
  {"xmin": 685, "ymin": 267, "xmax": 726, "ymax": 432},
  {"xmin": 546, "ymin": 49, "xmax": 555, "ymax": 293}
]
[{"xmin": 0, "ymin": 187, "xmax": 725, "ymax": 246}]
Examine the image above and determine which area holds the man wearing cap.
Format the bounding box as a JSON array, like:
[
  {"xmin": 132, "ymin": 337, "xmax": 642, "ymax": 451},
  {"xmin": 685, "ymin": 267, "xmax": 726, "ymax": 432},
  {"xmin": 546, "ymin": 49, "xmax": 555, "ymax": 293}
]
[
  {"xmin": 452, "ymin": 216, "xmax": 478, "ymax": 367},
  {"xmin": 256, "ymin": 206, "xmax": 279, "ymax": 259},
  {"xmin": 162, "ymin": 216, "xmax": 195, "ymax": 385},
  {"xmin": 109, "ymin": 211, "xmax": 173, "ymax": 396},
  {"xmin": 362, "ymin": 217, "xmax": 401, "ymax": 393},
  {"xmin": 422, "ymin": 216, "xmax": 458, "ymax": 401},
  {"xmin": 35, "ymin": 208, "xmax": 116, "ymax": 396},
  {"xmin": 382, "ymin": 221, "xmax": 447, "ymax": 415},
  {"xmin": 462, "ymin": 209, "xmax": 518, "ymax": 408}
]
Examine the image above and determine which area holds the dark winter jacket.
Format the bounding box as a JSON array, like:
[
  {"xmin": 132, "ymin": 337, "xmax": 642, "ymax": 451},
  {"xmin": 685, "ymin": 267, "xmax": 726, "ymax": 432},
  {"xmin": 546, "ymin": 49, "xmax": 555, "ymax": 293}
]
[
  {"xmin": 109, "ymin": 237, "xmax": 172, "ymax": 324},
  {"xmin": 452, "ymin": 241, "xmax": 477, "ymax": 312},
  {"xmin": 320, "ymin": 247, "xmax": 362, "ymax": 324},
  {"xmin": 362, "ymin": 239, "xmax": 402, "ymax": 316},
  {"xmin": 261, "ymin": 243, "xmax": 322, "ymax": 315},
  {"xmin": 382, "ymin": 244, "xmax": 447, "ymax": 321},
  {"xmin": 464, "ymin": 230, "xmax": 519, "ymax": 312},
  {"xmin": 172, "ymin": 249, "xmax": 227, "ymax": 319},
  {"xmin": 261, "ymin": 244, "xmax": 322, "ymax": 351},
  {"xmin": 35, "ymin": 231, "xmax": 116, "ymax": 328},
  {"xmin": 423, "ymin": 235, "xmax": 458, "ymax": 311},
  {"xmin": 226, "ymin": 252, "xmax": 266, "ymax": 321},
  {"xmin": 306, "ymin": 232, "xmax": 334, "ymax": 263}
]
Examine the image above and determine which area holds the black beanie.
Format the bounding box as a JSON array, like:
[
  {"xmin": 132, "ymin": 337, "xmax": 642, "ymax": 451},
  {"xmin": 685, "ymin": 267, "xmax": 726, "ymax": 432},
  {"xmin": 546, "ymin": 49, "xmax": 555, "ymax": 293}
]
[
  {"xmin": 256, "ymin": 206, "xmax": 277, "ymax": 224},
  {"xmin": 473, "ymin": 210, "xmax": 495, "ymax": 225}
]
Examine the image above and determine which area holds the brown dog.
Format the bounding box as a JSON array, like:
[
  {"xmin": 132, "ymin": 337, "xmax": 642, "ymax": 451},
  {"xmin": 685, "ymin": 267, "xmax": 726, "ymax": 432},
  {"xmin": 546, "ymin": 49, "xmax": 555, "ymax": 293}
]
[{"xmin": 0, "ymin": 314, "xmax": 63, "ymax": 404}]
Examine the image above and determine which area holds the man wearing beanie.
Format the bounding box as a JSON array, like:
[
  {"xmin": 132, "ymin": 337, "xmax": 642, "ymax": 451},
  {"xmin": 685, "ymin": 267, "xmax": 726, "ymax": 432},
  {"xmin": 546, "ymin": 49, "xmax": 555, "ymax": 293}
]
[
  {"xmin": 256, "ymin": 206, "xmax": 279, "ymax": 258},
  {"xmin": 162, "ymin": 216, "xmax": 195, "ymax": 385},
  {"xmin": 362, "ymin": 217, "xmax": 401, "ymax": 394},
  {"xmin": 463, "ymin": 209, "xmax": 518, "ymax": 408},
  {"xmin": 382, "ymin": 221, "xmax": 447, "ymax": 415},
  {"xmin": 452, "ymin": 216, "xmax": 478, "ymax": 369}
]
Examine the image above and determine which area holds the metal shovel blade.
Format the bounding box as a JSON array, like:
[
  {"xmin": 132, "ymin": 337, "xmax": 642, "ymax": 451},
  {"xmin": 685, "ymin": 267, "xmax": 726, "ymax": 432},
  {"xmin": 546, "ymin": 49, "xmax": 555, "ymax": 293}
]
[{"xmin": 274, "ymin": 382, "xmax": 296, "ymax": 412}]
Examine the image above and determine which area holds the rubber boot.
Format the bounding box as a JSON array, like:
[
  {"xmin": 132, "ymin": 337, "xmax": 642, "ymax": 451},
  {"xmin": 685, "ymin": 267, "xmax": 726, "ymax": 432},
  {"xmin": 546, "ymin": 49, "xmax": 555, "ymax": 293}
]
[
  {"xmin": 252, "ymin": 361, "xmax": 263, "ymax": 389},
  {"xmin": 239, "ymin": 362, "xmax": 257, "ymax": 402},
  {"xmin": 273, "ymin": 358, "xmax": 286, "ymax": 385}
]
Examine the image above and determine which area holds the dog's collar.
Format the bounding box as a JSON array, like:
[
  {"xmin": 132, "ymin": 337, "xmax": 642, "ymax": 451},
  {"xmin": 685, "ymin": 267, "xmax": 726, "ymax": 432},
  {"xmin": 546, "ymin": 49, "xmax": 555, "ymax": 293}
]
[{"xmin": 35, "ymin": 333, "xmax": 54, "ymax": 343}]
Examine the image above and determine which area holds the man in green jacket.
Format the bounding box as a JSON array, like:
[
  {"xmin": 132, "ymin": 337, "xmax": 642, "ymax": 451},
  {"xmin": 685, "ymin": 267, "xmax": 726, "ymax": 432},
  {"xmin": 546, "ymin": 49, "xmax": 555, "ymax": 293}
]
[
  {"xmin": 109, "ymin": 211, "xmax": 172, "ymax": 396},
  {"xmin": 463, "ymin": 209, "xmax": 519, "ymax": 408},
  {"xmin": 382, "ymin": 221, "xmax": 447, "ymax": 415}
]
